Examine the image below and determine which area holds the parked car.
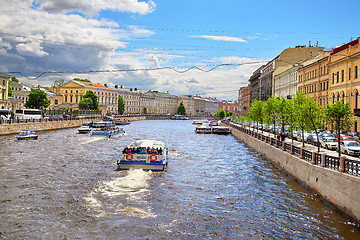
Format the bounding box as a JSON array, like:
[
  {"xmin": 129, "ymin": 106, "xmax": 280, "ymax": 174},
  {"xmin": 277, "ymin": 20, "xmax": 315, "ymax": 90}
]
[
  {"xmin": 296, "ymin": 132, "xmax": 310, "ymax": 142},
  {"xmin": 320, "ymin": 137, "xmax": 338, "ymax": 150},
  {"xmin": 307, "ymin": 134, "xmax": 322, "ymax": 146},
  {"xmin": 339, "ymin": 135, "xmax": 356, "ymax": 142},
  {"xmin": 320, "ymin": 132, "xmax": 333, "ymax": 138},
  {"xmin": 338, "ymin": 141, "xmax": 360, "ymax": 156},
  {"xmin": 346, "ymin": 132, "xmax": 359, "ymax": 140}
]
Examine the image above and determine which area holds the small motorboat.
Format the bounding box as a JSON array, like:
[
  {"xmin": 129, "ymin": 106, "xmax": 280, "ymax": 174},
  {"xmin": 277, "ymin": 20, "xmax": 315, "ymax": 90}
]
[
  {"xmin": 78, "ymin": 125, "xmax": 91, "ymax": 134},
  {"xmin": 115, "ymin": 119, "xmax": 131, "ymax": 125},
  {"xmin": 211, "ymin": 126, "xmax": 230, "ymax": 135},
  {"xmin": 16, "ymin": 129, "xmax": 38, "ymax": 140}
]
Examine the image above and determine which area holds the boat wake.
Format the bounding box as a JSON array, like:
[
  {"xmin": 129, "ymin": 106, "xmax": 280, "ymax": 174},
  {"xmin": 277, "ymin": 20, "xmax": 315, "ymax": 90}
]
[
  {"xmin": 80, "ymin": 137, "xmax": 104, "ymax": 144},
  {"xmin": 83, "ymin": 169, "xmax": 156, "ymax": 218}
]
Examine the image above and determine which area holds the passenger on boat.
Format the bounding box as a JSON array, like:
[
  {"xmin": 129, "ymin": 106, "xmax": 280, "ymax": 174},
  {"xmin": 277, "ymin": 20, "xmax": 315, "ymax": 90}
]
[
  {"xmin": 157, "ymin": 147, "xmax": 162, "ymax": 155},
  {"xmin": 123, "ymin": 147, "xmax": 128, "ymax": 154},
  {"xmin": 140, "ymin": 148, "xmax": 147, "ymax": 154}
]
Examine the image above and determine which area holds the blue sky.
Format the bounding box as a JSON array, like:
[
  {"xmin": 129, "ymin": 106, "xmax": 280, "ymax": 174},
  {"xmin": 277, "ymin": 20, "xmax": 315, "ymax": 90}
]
[{"xmin": 0, "ymin": 0, "xmax": 359, "ymax": 100}]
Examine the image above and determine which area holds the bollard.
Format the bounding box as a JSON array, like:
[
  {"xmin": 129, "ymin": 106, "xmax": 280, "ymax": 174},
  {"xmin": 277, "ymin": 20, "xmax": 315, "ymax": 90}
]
[
  {"xmin": 339, "ymin": 156, "xmax": 345, "ymax": 173},
  {"xmin": 290, "ymin": 144, "xmax": 294, "ymax": 154},
  {"xmin": 300, "ymin": 147, "xmax": 304, "ymax": 159},
  {"xmin": 321, "ymin": 153, "xmax": 326, "ymax": 167},
  {"xmin": 311, "ymin": 152, "xmax": 316, "ymax": 164}
]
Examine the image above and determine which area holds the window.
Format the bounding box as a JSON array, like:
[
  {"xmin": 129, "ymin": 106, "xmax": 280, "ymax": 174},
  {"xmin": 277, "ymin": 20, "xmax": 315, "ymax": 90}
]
[
  {"xmin": 349, "ymin": 68, "xmax": 351, "ymax": 80},
  {"xmin": 65, "ymin": 96, "xmax": 68, "ymax": 102},
  {"xmin": 341, "ymin": 70, "xmax": 344, "ymax": 82},
  {"xmin": 355, "ymin": 66, "xmax": 358, "ymax": 79},
  {"xmin": 332, "ymin": 73, "xmax": 335, "ymax": 84},
  {"xmin": 336, "ymin": 71, "xmax": 339, "ymax": 83},
  {"xmin": 55, "ymin": 99, "xmax": 58, "ymax": 104}
]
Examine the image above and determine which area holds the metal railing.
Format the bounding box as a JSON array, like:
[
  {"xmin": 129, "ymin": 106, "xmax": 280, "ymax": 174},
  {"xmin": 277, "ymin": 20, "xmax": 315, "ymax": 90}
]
[{"xmin": 226, "ymin": 120, "xmax": 359, "ymax": 178}]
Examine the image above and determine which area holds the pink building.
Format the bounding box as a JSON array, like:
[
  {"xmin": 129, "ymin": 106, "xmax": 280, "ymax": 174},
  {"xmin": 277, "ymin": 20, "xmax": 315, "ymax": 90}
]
[{"xmin": 219, "ymin": 100, "xmax": 239, "ymax": 115}]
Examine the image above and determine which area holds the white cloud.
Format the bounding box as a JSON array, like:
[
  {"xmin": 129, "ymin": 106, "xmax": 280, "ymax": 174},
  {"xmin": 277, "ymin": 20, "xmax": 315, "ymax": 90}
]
[{"xmin": 190, "ymin": 35, "xmax": 248, "ymax": 43}]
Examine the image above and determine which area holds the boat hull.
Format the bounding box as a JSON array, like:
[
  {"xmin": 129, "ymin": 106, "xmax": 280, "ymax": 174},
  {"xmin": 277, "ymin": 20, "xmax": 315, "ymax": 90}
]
[
  {"xmin": 16, "ymin": 135, "xmax": 38, "ymax": 140},
  {"xmin": 117, "ymin": 160, "xmax": 167, "ymax": 171}
]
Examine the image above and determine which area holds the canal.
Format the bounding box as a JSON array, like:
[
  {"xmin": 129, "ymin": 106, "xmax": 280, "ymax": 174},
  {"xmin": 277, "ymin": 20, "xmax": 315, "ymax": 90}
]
[{"xmin": 0, "ymin": 120, "xmax": 359, "ymax": 239}]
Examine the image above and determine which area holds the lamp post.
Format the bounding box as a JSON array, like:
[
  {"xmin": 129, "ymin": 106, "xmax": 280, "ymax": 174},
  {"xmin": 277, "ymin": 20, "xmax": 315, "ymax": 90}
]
[{"xmin": 354, "ymin": 116, "xmax": 357, "ymax": 133}]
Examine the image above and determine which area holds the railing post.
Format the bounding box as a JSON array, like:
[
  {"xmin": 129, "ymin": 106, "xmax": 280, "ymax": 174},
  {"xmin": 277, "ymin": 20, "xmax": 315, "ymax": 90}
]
[
  {"xmin": 276, "ymin": 138, "xmax": 279, "ymax": 147},
  {"xmin": 339, "ymin": 156, "xmax": 345, "ymax": 172},
  {"xmin": 269, "ymin": 137, "xmax": 272, "ymax": 145},
  {"xmin": 282, "ymin": 141, "xmax": 285, "ymax": 151},
  {"xmin": 300, "ymin": 147, "xmax": 304, "ymax": 159},
  {"xmin": 321, "ymin": 153, "xmax": 326, "ymax": 167},
  {"xmin": 311, "ymin": 152, "xmax": 316, "ymax": 164},
  {"xmin": 290, "ymin": 144, "xmax": 294, "ymax": 154}
]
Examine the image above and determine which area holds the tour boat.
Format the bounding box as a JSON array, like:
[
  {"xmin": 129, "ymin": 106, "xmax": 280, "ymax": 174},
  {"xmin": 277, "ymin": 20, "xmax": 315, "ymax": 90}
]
[
  {"xmin": 91, "ymin": 126, "xmax": 125, "ymax": 138},
  {"xmin": 192, "ymin": 120, "xmax": 209, "ymax": 125},
  {"xmin": 78, "ymin": 125, "xmax": 91, "ymax": 134},
  {"xmin": 211, "ymin": 126, "xmax": 230, "ymax": 135},
  {"xmin": 117, "ymin": 140, "xmax": 168, "ymax": 171},
  {"xmin": 15, "ymin": 129, "xmax": 38, "ymax": 140},
  {"xmin": 195, "ymin": 123, "xmax": 213, "ymax": 134},
  {"xmin": 115, "ymin": 119, "xmax": 131, "ymax": 125}
]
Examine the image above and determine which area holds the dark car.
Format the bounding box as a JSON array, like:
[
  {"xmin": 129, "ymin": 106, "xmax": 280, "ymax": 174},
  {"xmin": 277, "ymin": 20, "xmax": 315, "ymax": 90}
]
[{"xmin": 307, "ymin": 134, "xmax": 322, "ymax": 146}]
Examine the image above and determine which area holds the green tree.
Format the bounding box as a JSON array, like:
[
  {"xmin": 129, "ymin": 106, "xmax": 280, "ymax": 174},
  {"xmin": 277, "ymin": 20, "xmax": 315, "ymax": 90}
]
[
  {"xmin": 263, "ymin": 96, "xmax": 277, "ymax": 135},
  {"xmin": 226, "ymin": 111, "xmax": 233, "ymax": 117},
  {"xmin": 177, "ymin": 101, "xmax": 186, "ymax": 115},
  {"xmin": 118, "ymin": 95, "xmax": 125, "ymax": 115},
  {"xmin": 24, "ymin": 89, "xmax": 50, "ymax": 109},
  {"xmin": 293, "ymin": 91, "xmax": 311, "ymax": 147},
  {"xmin": 249, "ymin": 100, "xmax": 264, "ymax": 132},
  {"xmin": 302, "ymin": 96, "xmax": 324, "ymax": 152},
  {"xmin": 52, "ymin": 79, "xmax": 64, "ymax": 88},
  {"xmin": 285, "ymin": 98, "xmax": 297, "ymax": 143},
  {"xmin": 324, "ymin": 100, "xmax": 353, "ymax": 157},
  {"xmin": 275, "ymin": 97, "xmax": 289, "ymax": 133},
  {"xmin": 78, "ymin": 91, "xmax": 99, "ymax": 110},
  {"xmin": 216, "ymin": 108, "xmax": 226, "ymax": 119},
  {"xmin": 8, "ymin": 76, "xmax": 18, "ymax": 97}
]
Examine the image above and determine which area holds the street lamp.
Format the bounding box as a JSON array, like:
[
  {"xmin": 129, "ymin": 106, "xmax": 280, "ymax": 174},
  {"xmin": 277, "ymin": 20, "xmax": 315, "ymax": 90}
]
[{"xmin": 354, "ymin": 116, "xmax": 357, "ymax": 133}]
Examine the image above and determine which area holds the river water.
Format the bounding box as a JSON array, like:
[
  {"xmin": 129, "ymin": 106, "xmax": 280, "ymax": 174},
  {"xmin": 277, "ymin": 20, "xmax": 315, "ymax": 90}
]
[{"xmin": 0, "ymin": 120, "xmax": 359, "ymax": 239}]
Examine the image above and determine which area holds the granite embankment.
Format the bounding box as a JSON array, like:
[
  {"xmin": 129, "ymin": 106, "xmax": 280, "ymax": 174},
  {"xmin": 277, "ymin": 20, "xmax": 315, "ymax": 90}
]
[{"xmin": 224, "ymin": 121, "xmax": 360, "ymax": 224}]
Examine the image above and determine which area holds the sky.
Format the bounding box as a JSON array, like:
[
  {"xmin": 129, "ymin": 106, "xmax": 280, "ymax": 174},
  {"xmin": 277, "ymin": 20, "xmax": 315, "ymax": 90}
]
[{"xmin": 0, "ymin": 0, "xmax": 359, "ymax": 101}]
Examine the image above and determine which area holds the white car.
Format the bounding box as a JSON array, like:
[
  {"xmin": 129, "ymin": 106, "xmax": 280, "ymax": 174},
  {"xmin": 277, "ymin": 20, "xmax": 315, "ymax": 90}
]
[
  {"xmin": 339, "ymin": 141, "xmax": 360, "ymax": 156},
  {"xmin": 320, "ymin": 137, "xmax": 338, "ymax": 150}
]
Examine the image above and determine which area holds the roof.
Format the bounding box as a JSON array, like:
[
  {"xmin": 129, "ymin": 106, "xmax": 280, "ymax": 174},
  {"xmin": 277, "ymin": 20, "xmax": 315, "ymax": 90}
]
[
  {"xmin": 128, "ymin": 140, "xmax": 165, "ymax": 149},
  {"xmin": 73, "ymin": 80, "xmax": 109, "ymax": 89},
  {"xmin": 331, "ymin": 39, "xmax": 359, "ymax": 55}
]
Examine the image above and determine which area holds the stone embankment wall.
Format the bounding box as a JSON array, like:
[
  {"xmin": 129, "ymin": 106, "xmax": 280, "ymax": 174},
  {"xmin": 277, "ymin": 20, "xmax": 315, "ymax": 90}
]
[
  {"xmin": 225, "ymin": 122, "xmax": 360, "ymax": 224},
  {"xmin": 0, "ymin": 120, "xmax": 84, "ymax": 135}
]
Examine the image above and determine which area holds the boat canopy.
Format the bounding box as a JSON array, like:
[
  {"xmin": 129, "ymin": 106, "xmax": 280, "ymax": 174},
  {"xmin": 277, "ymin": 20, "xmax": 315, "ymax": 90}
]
[{"xmin": 128, "ymin": 140, "xmax": 165, "ymax": 149}]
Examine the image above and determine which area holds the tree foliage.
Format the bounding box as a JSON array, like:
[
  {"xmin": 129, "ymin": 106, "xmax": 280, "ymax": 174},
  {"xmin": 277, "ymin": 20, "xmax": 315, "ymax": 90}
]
[
  {"xmin": 216, "ymin": 108, "xmax": 226, "ymax": 119},
  {"xmin": 226, "ymin": 111, "xmax": 233, "ymax": 117},
  {"xmin": 249, "ymin": 100, "xmax": 264, "ymax": 132},
  {"xmin": 177, "ymin": 101, "xmax": 186, "ymax": 115},
  {"xmin": 324, "ymin": 100, "xmax": 353, "ymax": 157},
  {"xmin": 78, "ymin": 91, "xmax": 99, "ymax": 110},
  {"xmin": 52, "ymin": 79, "xmax": 64, "ymax": 88},
  {"xmin": 118, "ymin": 95, "xmax": 125, "ymax": 115},
  {"xmin": 24, "ymin": 89, "xmax": 50, "ymax": 109}
]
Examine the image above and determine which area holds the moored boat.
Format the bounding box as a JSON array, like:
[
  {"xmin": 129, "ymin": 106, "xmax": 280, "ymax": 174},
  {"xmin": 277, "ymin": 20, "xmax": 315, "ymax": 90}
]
[
  {"xmin": 115, "ymin": 119, "xmax": 131, "ymax": 125},
  {"xmin": 195, "ymin": 123, "xmax": 212, "ymax": 134},
  {"xmin": 15, "ymin": 129, "xmax": 38, "ymax": 140},
  {"xmin": 91, "ymin": 126, "xmax": 125, "ymax": 138},
  {"xmin": 78, "ymin": 125, "xmax": 91, "ymax": 134},
  {"xmin": 211, "ymin": 126, "xmax": 230, "ymax": 135},
  {"xmin": 117, "ymin": 140, "xmax": 168, "ymax": 171}
]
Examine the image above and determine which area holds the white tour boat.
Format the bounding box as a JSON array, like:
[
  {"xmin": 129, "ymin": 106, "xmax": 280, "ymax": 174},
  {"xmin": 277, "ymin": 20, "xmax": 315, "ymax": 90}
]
[{"xmin": 117, "ymin": 140, "xmax": 168, "ymax": 171}]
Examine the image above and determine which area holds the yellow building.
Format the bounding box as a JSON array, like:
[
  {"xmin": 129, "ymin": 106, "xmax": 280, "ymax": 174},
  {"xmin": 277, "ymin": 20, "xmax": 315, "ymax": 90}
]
[
  {"xmin": 297, "ymin": 51, "xmax": 330, "ymax": 107},
  {"xmin": 58, "ymin": 80, "xmax": 119, "ymax": 114},
  {"xmin": 0, "ymin": 74, "xmax": 10, "ymax": 109},
  {"xmin": 327, "ymin": 37, "xmax": 360, "ymax": 131}
]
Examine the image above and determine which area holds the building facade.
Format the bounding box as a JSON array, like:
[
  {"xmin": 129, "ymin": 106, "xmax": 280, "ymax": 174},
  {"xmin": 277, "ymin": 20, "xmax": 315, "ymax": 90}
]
[
  {"xmin": 327, "ymin": 38, "xmax": 360, "ymax": 131},
  {"xmin": 249, "ymin": 65, "xmax": 263, "ymax": 104},
  {"xmin": 297, "ymin": 51, "xmax": 330, "ymax": 107},
  {"xmin": 0, "ymin": 74, "xmax": 10, "ymax": 109}
]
